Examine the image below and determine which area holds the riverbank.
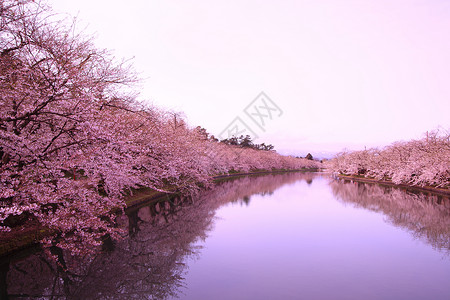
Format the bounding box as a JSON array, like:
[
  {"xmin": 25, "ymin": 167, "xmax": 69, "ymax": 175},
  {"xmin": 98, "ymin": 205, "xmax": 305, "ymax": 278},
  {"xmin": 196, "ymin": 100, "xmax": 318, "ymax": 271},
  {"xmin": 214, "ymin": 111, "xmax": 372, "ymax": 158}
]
[
  {"xmin": 336, "ymin": 174, "xmax": 450, "ymax": 197},
  {"xmin": 0, "ymin": 168, "xmax": 319, "ymax": 258},
  {"xmin": 126, "ymin": 168, "xmax": 321, "ymax": 209}
]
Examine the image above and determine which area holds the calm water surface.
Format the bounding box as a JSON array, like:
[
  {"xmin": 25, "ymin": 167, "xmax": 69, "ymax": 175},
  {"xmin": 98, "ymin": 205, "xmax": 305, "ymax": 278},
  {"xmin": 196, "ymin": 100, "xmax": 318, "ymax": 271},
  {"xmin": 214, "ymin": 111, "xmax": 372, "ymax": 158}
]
[{"xmin": 3, "ymin": 173, "xmax": 450, "ymax": 299}]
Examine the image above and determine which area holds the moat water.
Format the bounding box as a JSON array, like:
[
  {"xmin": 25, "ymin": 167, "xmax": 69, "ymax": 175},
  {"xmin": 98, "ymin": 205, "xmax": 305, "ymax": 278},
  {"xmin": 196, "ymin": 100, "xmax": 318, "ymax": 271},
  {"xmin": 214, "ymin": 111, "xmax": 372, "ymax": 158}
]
[{"xmin": 3, "ymin": 173, "xmax": 450, "ymax": 299}]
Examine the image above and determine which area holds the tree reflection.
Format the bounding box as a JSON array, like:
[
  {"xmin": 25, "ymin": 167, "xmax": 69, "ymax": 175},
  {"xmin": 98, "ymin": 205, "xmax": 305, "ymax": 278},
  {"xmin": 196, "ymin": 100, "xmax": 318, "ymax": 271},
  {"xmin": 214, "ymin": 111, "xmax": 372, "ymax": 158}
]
[
  {"xmin": 330, "ymin": 179, "xmax": 450, "ymax": 254},
  {"xmin": 4, "ymin": 172, "xmax": 317, "ymax": 299}
]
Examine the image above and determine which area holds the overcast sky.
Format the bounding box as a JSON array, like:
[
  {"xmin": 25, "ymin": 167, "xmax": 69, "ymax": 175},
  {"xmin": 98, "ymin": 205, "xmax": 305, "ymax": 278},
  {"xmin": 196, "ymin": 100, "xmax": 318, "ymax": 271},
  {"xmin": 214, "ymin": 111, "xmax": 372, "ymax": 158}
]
[{"xmin": 48, "ymin": 0, "xmax": 450, "ymax": 157}]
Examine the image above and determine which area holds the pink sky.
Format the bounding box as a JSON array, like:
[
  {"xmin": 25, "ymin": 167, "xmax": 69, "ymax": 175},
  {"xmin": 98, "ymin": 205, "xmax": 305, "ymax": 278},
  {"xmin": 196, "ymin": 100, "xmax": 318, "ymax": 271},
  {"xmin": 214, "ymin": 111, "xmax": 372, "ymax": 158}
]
[{"xmin": 49, "ymin": 0, "xmax": 450, "ymax": 157}]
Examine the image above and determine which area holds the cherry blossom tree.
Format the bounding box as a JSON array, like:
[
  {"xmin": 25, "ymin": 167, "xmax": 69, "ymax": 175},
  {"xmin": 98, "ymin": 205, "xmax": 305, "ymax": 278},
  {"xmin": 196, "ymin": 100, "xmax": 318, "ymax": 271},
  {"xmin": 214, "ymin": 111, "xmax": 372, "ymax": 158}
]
[
  {"xmin": 0, "ymin": 0, "xmax": 321, "ymax": 258},
  {"xmin": 327, "ymin": 130, "xmax": 450, "ymax": 188},
  {"xmin": 0, "ymin": 0, "xmax": 137, "ymax": 250}
]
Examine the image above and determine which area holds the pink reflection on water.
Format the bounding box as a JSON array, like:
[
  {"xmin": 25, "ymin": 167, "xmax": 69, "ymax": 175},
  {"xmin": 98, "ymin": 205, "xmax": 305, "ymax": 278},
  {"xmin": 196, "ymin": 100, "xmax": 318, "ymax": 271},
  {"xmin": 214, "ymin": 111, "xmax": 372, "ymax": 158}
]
[
  {"xmin": 178, "ymin": 175, "xmax": 450, "ymax": 300},
  {"xmin": 5, "ymin": 173, "xmax": 449, "ymax": 299}
]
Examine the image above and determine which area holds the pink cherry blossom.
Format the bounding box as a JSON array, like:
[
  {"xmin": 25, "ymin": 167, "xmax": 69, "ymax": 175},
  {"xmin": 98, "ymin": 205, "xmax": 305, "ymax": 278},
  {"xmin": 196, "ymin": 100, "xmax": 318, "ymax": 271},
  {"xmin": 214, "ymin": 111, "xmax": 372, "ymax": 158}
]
[{"xmin": 0, "ymin": 0, "xmax": 321, "ymax": 255}]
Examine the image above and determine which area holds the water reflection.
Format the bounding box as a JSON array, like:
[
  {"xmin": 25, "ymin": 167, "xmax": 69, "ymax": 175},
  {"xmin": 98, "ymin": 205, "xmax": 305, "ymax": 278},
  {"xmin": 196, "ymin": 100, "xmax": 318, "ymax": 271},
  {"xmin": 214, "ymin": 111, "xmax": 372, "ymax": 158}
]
[
  {"xmin": 330, "ymin": 178, "xmax": 450, "ymax": 253},
  {"xmin": 3, "ymin": 172, "xmax": 316, "ymax": 299}
]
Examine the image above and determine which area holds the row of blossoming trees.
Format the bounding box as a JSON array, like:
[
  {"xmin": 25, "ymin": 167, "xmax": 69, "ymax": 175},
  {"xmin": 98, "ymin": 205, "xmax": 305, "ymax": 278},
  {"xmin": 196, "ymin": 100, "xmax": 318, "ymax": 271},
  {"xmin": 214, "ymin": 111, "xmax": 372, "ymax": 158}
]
[
  {"xmin": 0, "ymin": 1, "xmax": 319, "ymax": 252},
  {"xmin": 327, "ymin": 131, "xmax": 450, "ymax": 189}
]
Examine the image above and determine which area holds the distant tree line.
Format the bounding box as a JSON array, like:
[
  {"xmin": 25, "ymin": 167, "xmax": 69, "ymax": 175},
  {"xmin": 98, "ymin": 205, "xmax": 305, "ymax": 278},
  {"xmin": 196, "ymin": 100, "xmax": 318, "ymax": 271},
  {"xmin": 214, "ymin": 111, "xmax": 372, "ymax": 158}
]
[
  {"xmin": 220, "ymin": 135, "xmax": 275, "ymax": 151},
  {"xmin": 195, "ymin": 128, "xmax": 275, "ymax": 151}
]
